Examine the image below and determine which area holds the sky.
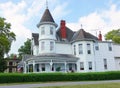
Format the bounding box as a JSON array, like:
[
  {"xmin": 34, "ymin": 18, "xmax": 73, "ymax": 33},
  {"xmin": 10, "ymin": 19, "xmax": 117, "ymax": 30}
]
[{"xmin": 0, "ymin": 0, "xmax": 120, "ymax": 54}]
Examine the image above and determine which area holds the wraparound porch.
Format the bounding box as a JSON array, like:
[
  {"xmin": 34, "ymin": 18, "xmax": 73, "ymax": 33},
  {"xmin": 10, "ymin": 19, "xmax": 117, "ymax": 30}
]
[
  {"xmin": 23, "ymin": 54, "xmax": 79, "ymax": 73},
  {"xmin": 24, "ymin": 60, "xmax": 77, "ymax": 73}
]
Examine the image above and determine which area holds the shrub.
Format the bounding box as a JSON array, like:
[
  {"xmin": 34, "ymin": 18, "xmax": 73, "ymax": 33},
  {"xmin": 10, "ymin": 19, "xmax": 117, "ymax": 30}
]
[{"xmin": 0, "ymin": 71, "xmax": 120, "ymax": 83}]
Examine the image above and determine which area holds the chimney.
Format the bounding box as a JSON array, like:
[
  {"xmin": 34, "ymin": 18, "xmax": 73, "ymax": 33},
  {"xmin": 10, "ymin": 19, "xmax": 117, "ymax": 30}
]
[
  {"xmin": 98, "ymin": 31, "xmax": 102, "ymax": 41},
  {"xmin": 60, "ymin": 20, "xmax": 66, "ymax": 40}
]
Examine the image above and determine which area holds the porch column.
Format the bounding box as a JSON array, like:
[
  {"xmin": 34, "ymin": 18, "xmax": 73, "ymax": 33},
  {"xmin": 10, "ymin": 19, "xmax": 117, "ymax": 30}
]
[
  {"xmin": 75, "ymin": 63, "xmax": 77, "ymax": 72},
  {"xmin": 76, "ymin": 61, "xmax": 80, "ymax": 72},
  {"xmin": 33, "ymin": 60, "xmax": 35, "ymax": 73},
  {"xmin": 28, "ymin": 64, "xmax": 29, "ymax": 73},
  {"xmin": 24, "ymin": 61, "xmax": 26, "ymax": 73},
  {"xmin": 50, "ymin": 60, "xmax": 53, "ymax": 72},
  {"xmin": 64, "ymin": 62, "xmax": 67, "ymax": 73}
]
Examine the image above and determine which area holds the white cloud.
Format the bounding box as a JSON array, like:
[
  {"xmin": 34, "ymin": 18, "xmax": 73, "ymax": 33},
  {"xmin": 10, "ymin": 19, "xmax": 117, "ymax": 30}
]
[
  {"xmin": 67, "ymin": 3, "xmax": 120, "ymax": 39},
  {"xmin": 79, "ymin": 12, "xmax": 106, "ymax": 31},
  {"xmin": 0, "ymin": 1, "xmax": 31, "ymax": 54},
  {"xmin": 66, "ymin": 22, "xmax": 81, "ymax": 31},
  {"xmin": 52, "ymin": 2, "xmax": 70, "ymax": 20},
  {"xmin": 1, "ymin": 0, "xmax": 120, "ymax": 54},
  {"xmin": 26, "ymin": 0, "xmax": 45, "ymax": 18},
  {"xmin": 0, "ymin": 0, "xmax": 70, "ymax": 54},
  {"xmin": 102, "ymin": 4, "xmax": 120, "ymax": 29}
]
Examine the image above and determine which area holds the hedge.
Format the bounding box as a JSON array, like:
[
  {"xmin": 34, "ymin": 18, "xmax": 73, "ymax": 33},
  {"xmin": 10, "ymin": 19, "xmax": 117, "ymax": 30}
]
[{"xmin": 0, "ymin": 71, "xmax": 120, "ymax": 83}]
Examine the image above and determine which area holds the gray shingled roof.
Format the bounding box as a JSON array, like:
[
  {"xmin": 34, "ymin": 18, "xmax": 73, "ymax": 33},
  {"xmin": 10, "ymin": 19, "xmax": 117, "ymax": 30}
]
[
  {"xmin": 32, "ymin": 33, "xmax": 39, "ymax": 45},
  {"xmin": 38, "ymin": 53, "xmax": 77, "ymax": 58},
  {"xmin": 56, "ymin": 27, "xmax": 75, "ymax": 42},
  {"xmin": 71, "ymin": 29, "xmax": 98, "ymax": 42},
  {"xmin": 32, "ymin": 29, "xmax": 98, "ymax": 45},
  {"xmin": 40, "ymin": 8, "xmax": 55, "ymax": 23},
  {"xmin": 24, "ymin": 53, "xmax": 79, "ymax": 61},
  {"xmin": 37, "ymin": 8, "xmax": 57, "ymax": 28}
]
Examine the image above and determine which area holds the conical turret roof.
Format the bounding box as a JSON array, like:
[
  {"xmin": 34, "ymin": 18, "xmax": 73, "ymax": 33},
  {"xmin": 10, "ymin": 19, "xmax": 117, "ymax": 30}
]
[
  {"xmin": 37, "ymin": 8, "xmax": 57, "ymax": 28},
  {"xmin": 40, "ymin": 8, "xmax": 55, "ymax": 23}
]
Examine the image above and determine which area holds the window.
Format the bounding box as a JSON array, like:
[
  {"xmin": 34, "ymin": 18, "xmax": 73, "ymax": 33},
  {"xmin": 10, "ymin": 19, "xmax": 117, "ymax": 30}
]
[
  {"xmin": 9, "ymin": 68, "xmax": 12, "ymax": 73},
  {"xmin": 69, "ymin": 63, "xmax": 72, "ymax": 71},
  {"xmin": 95, "ymin": 43, "xmax": 99, "ymax": 50},
  {"xmin": 80, "ymin": 62, "xmax": 84, "ymax": 70},
  {"xmin": 50, "ymin": 41, "xmax": 54, "ymax": 51},
  {"xmin": 52, "ymin": 65, "xmax": 54, "ymax": 71},
  {"xmin": 74, "ymin": 45, "xmax": 76, "ymax": 55},
  {"xmin": 41, "ymin": 64, "xmax": 45, "ymax": 71},
  {"xmin": 9, "ymin": 62, "xmax": 13, "ymax": 66},
  {"xmin": 29, "ymin": 64, "xmax": 33, "ymax": 72},
  {"xmin": 108, "ymin": 43, "xmax": 112, "ymax": 51},
  {"xmin": 50, "ymin": 27, "xmax": 53, "ymax": 35},
  {"xmin": 41, "ymin": 27, "xmax": 45, "ymax": 35},
  {"xmin": 88, "ymin": 62, "xmax": 92, "ymax": 70},
  {"xmin": 78, "ymin": 44, "xmax": 83, "ymax": 54},
  {"xmin": 35, "ymin": 64, "xmax": 39, "ymax": 72},
  {"xmin": 41, "ymin": 42, "xmax": 45, "ymax": 50},
  {"xmin": 103, "ymin": 59, "xmax": 107, "ymax": 69},
  {"xmin": 87, "ymin": 44, "xmax": 91, "ymax": 54}
]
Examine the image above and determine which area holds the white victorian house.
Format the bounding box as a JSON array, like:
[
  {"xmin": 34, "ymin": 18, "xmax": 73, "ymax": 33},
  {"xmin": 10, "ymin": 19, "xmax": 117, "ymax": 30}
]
[{"xmin": 21, "ymin": 7, "xmax": 120, "ymax": 73}]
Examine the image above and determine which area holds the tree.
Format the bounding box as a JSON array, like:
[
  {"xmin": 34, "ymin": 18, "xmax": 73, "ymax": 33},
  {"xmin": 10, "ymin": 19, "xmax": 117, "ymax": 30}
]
[
  {"xmin": 18, "ymin": 39, "xmax": 31, "ymax": 58},
  {"xmin": 105, "ymin": 29, "xmax": 120, "ymax": 44},
  {"xmin": 0, "ymin": 17, "xmax": 16, "ymax": 72},
  {"xmin": 9, "ymin": 53, "xmax": 17, "ymax": 59}
]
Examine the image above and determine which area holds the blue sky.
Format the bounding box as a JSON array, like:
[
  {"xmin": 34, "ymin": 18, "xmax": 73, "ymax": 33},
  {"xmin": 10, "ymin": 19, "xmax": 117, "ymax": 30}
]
[{"xmin": 0, "ymin": 0, "xmax": 120, "ymax": 54}]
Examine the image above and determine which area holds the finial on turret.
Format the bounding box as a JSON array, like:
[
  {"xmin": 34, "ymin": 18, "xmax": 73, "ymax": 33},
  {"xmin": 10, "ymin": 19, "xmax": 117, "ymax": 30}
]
[
  {"xmin": 46, "ymin": 0, "xmax": 48, "ymax": 9},
  {"xmin": 81, "ymin": 24, "xmax": 83, "ymax": 29}
]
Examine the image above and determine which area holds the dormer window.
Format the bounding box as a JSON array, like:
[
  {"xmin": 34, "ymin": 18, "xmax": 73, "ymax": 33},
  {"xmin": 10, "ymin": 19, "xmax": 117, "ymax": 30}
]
[
  {"xmin": 50, "ymin": 27, "xmax": 53, "ymax": 35},
  {"xmin": 41, "ymin": 27, "xmax": 45, "ymax": 35}
]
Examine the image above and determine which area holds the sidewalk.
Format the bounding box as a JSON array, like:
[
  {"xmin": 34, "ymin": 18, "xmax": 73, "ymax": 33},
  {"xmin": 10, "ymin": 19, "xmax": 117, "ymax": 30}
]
[{"xmin": 0, "ymin": 80, "xmax": 120, "ymax": 88}]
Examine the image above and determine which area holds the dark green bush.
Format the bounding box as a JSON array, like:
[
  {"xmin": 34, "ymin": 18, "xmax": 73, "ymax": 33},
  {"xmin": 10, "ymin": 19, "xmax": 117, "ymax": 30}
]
[{"xmin": 0, "ymin": 71, "xmax": 120, "ymax": 83}]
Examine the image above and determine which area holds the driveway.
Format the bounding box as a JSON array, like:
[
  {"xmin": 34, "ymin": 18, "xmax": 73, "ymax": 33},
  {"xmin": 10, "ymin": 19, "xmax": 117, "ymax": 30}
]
[{"xmin": 0, "ymin": 80, "xmax": 120, "ymax": 88}]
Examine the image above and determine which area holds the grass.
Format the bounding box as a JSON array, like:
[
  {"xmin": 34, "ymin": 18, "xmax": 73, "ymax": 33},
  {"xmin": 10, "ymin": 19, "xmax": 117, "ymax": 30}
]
[{"xmin": 36, "ymin": 83, "xmax": 120, "ymax": 88}]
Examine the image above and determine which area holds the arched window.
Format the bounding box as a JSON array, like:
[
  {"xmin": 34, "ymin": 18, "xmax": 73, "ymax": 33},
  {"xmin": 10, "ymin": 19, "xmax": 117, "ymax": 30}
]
[{"xmin": 50, "ymin": 27, "xmax": 53, "ymax": 35}]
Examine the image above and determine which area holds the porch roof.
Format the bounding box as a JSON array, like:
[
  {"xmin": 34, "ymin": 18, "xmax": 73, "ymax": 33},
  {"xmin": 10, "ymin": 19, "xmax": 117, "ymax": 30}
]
[{"xmin": 25, "ymin": 53, "xmax": 79, "ymax": 62}]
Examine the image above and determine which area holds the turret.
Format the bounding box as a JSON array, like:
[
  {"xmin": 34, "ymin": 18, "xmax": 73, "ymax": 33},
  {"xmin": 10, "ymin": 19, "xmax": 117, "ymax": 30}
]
[{"xmin": 37, "ymin": 8, "xmax": 58, "ymax": 54}]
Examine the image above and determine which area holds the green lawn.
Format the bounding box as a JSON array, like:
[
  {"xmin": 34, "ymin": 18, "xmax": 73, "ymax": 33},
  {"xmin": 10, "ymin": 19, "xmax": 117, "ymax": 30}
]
[{"xmin": 36, "ymin": 83, "xmax": 120, "ymax": 88}]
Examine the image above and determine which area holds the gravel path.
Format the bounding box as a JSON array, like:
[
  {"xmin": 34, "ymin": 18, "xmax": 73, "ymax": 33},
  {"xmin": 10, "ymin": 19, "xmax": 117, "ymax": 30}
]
[{"xmin": 0, "ymin": 80, "xmax": 120, "ymax": 88}]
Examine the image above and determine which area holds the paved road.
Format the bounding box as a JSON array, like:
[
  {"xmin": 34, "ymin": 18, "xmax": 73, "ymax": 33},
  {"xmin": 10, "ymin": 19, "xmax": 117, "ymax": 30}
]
[{"xmin": 0, "ymin": 80, "xmax": 120, "ymax": 88}]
